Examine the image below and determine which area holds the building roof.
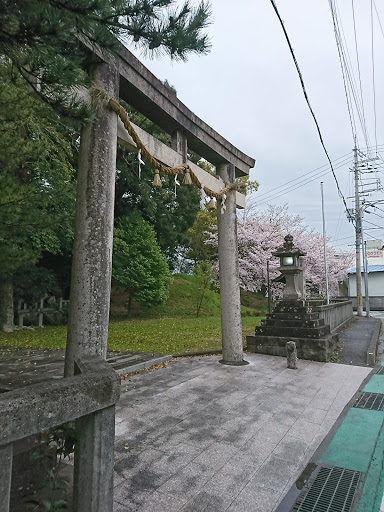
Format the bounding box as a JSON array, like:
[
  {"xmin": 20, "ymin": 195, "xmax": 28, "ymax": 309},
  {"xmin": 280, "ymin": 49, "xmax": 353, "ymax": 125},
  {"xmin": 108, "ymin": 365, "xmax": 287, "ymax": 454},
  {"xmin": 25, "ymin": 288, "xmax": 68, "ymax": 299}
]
[{"xmin": 348, "ymin": 265, "xmax": 384, "ymax": 274}]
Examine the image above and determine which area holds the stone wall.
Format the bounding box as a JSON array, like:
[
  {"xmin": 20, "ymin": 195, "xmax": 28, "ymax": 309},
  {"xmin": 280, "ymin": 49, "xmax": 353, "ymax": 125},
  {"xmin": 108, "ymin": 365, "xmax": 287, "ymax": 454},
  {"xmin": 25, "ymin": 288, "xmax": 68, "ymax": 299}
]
[
  {"xmin": 337, "ymin": 296, "xmax": 384, "ymax": 311},
  {"xmin": 247, "ymin": 333, "xmax": 338, "ymax": 362},
  {"xmin": 315, "ymin": 300, "xmax": 353, "ymax": 332}
]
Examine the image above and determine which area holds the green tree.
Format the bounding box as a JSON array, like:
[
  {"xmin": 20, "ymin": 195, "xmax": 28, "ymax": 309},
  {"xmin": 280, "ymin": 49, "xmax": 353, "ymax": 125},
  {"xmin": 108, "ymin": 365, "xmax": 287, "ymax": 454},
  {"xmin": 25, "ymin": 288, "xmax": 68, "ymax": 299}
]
[
  {"xmin": 114, "ymin": 96, "xmax": 201, "ymax": 268},
  {"xmin": 0, "ymin": 1, "xmax": 212, "ymax": 327},
  {"xmin": 112, "ymin": 212, "xmax": 171, "ymax": 313},
  {"xmin": 236, "ymin": 175, "xmax": 259, "ymax": 195},
  {"xmin": 191, "ymin": 261, "xmax": 217, "ymax": 317},
  {"xmin": 187, "ymin": 209, "xmax": 217, "ymax": 264},
  {"xmin": 0, "ymin": 0, "xmax": 211, "ymax": 119},
  {"xmin": 0, "ymin": 63, "xmax": 76, "ymax": 331},
  {"xmin": 115, "ymin": 150, "xmax": 201, "ymax": 267}
]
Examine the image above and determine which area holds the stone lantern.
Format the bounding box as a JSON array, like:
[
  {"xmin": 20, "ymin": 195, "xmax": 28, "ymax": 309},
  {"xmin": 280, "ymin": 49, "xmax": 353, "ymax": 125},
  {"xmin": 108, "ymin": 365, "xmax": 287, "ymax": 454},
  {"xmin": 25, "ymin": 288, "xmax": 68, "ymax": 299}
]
[{"xmin": 272, "ymin": 234, "xmax": 306, "ymax": 300}]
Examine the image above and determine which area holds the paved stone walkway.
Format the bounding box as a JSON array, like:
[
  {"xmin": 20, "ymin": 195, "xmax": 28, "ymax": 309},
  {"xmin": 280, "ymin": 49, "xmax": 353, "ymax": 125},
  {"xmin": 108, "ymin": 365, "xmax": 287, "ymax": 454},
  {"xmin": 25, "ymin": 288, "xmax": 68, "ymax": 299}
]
[
  {"xmin": 113, "ymin": 354, "xmax": 371, "ymax": 511},
  {"xmin": 0, "ymin": 347, "xmax": 166, "ymax": 391},
  {"xmin": 339, "ymin": 316, "xmax": 378, "ymax": 366}
]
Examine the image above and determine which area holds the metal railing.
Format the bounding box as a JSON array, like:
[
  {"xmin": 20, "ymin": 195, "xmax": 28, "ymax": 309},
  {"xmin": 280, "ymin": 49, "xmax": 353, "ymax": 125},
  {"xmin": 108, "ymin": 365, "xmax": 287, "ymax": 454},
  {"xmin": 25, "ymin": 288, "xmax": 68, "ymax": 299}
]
[{"xmin": 0, "ymin": 355, "xmax": 120, "ymax": 512}]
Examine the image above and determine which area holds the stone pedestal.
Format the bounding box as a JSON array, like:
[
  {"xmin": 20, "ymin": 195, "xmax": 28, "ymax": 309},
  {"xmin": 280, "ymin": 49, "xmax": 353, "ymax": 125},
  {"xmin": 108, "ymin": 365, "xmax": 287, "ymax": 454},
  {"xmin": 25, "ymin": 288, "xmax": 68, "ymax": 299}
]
[{"xmin": 246, "ymin": 300, "xmax": 338, "ymax": 362}]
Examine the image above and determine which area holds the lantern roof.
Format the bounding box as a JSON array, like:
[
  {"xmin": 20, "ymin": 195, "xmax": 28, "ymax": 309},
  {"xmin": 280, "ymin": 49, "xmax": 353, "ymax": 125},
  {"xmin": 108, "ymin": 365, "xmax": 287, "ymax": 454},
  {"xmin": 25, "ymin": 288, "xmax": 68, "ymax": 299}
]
[{"xmin": 272, "ymin": 234, "xmax": 306, "ymax": 258}]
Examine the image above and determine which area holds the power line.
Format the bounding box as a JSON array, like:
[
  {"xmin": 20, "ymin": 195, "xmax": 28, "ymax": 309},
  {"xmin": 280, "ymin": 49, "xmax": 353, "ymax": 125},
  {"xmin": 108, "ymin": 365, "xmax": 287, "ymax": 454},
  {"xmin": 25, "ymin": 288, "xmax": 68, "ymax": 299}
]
[
  {"xmin": 373, "ymin": 0, "xmax": 384, "ymax": 40},
  {"xmin": 364, "ymin": 219, "xmax": 384, "ymax": 229},
  {"xmin": 255, "ymin": 157, "xmax": 351, "ymax": 207},
  {"xmin": 255, "ymin": 145, "xmax": 384, "ymax": 205},
  {"xmin": 370, "ymin": 0, "xmax": 378, "ymax": 152},
  {"xmin": 332, "ymin": 234, "xmax": 356, "ymax": 242},
  {"xmin": 331, "ymin": 0, "xmax": 357, "ymax": 140},
  {"xmin": 330, "ymin": 0, "xmax": 371, "ymax": 148},
  {"xmin": 351, "ymin": 0, "xmax": 369, "ymax": 145},
  {"xmin": 269, "ymin": 0, "xmax": 349, "ymax": 213},
  {"xmin": 333, "ymin": 170, "xmax": 352, "ymax": 242},
  {"xmin": 255, "ymin": 152, "xmax": 352, "ymax": 200},
  {"xmin": 334, "ymin": 0, "xmax": 369, "ymax": 145}
]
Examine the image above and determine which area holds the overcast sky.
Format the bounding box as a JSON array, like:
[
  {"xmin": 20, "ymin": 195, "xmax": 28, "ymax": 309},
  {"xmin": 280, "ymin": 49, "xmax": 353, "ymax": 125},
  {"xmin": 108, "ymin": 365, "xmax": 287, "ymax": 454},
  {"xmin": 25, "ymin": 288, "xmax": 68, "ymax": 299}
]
[{"xmin": 131, "ymin": 0, "xmax": 384, "ymax": 255}]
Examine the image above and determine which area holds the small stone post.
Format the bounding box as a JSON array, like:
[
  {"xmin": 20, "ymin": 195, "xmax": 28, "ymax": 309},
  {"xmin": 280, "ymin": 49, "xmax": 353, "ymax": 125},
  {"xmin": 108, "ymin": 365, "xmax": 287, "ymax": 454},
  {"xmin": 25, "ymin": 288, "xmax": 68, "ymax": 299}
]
[
  {"xmin": 64, "ymin": 60, "xmax": 119, "ymax": 377},
  {"xmin": 217, "ymin": 163, "xmax": 247, "ymax": 365},
  {"xmin": 286, "ymin": 341, "xmax": 298, "ymax": 369}
]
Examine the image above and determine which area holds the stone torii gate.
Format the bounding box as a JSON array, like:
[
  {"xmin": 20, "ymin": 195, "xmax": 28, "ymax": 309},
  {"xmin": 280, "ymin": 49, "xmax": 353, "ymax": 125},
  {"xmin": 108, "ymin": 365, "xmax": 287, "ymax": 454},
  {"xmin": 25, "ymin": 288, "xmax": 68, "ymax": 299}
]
[{"xmin": 64, "ymin": 45, "xmax": 255, "ymax": 378}]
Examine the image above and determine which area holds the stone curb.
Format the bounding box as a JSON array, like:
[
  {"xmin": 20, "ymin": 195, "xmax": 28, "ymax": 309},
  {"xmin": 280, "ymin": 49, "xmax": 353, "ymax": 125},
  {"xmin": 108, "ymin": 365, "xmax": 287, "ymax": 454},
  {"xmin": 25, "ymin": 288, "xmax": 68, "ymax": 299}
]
[
  {"xmin": 367, "ymin": 318, "xmax": 382, "ymax": 366},
  {"xmin": 114, "ymin": 355, "xmax": 173, "ymax": 375},
  {"xmin": 172, "ymin": 349, "xmax": 222, "ymax": 358}
]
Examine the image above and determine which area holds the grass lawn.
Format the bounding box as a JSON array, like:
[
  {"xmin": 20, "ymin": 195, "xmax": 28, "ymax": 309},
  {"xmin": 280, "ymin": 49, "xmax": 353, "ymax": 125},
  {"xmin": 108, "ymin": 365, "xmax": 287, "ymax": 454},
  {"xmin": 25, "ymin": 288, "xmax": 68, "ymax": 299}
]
[{"xmin": 0, "ymin": 316, "xmax": 262, "ymax": 354}]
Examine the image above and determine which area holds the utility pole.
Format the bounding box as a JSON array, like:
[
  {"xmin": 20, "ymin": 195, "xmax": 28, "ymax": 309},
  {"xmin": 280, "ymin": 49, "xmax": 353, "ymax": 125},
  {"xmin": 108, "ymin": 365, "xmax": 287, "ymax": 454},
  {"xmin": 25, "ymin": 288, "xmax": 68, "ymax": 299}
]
[
  {"xmin": 362, "ymin": 237, "xmax": 370, "ymax": 317},
  {"xmin": 353, "ymin": 144, "xmax": 364, "ymax": 316},
  {"xmin": 347, "ymin": 145, "xmax": 381, "ymax": 316},
  {"xmin": 320, "ymin": 182, "xmax": 330, "ymax": 304}
]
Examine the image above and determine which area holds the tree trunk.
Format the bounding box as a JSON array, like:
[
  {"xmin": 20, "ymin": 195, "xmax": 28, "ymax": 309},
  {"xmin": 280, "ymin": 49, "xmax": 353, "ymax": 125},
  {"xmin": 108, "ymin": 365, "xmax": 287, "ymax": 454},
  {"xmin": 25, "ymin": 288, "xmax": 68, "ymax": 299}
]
[
  {"xmin": 0, "ymin": 277, "xmax": 14, "ymax": 332},
  {"xmin": 126, "ymin": 293, "xmax": 133, "ymax": 315}
]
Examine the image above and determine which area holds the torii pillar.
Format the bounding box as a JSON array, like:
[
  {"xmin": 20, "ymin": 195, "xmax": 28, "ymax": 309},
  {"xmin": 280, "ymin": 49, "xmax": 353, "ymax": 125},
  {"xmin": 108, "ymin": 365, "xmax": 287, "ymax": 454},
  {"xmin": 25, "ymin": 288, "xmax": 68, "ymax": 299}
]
[
  {"xmin": 64, "ymin": 60, "xmax": 119, "ymax": 377},
  {"xmin": 217, "ymin": 163, "xmax": 248, "ymax": 365},
  {"xmin": 64, "ymin": 60, "xmax": 119, "ymax": 512}
]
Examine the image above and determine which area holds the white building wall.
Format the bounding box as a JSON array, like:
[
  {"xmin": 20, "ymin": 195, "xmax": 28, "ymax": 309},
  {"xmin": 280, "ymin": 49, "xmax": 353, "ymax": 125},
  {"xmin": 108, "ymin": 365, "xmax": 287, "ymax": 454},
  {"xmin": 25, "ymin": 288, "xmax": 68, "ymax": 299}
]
[{"xmin": 348, "ymin": 272, "xmax": 384, "ymax": 296}]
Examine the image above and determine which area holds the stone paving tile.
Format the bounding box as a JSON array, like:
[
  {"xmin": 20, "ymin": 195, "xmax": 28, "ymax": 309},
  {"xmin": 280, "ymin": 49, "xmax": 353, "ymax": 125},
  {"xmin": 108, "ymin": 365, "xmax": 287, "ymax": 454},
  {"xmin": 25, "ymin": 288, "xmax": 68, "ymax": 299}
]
[
  {"xmin": 213, "ymin": 390, "xmax": 255, "ymax": 407},
  {"xmin": 147, "ymin": 443, "xmax": 202, "ymax": 473},
  {"xmin": 138, "ymin": 490, "xmax": 187, "ymax": 511},
  {"xmin": 155, "ymin": 461, "xmax": 218, "ymax": 500},
  {"xmin": 271, "ymin": 408, "xmax": 303, "ymax": 427},
  {"xmin": 200, "ymin": 459, "xmax": 260, "ymax": 498},
  {"xmin": 114, "ymin": 447, "xmax": 164, "ymax": 478},
  {"xmin": 241, "ymin": 454, "xmax": 300, "ymax": 495},
  {"xmin": 176, "ymin": 411, "xmax": 220, "ymax": 429},
  {"xmin": 308, "ymin": 397, "xmax": 335, "ymax": 411},
  {"xmin": 285, "ymin": 382, "xmax": 321, "ymax": 398},
  {"xmin": 146, "ymin": 425, "xmax": 200, "ymax": 451},
  {"xmin": 114, "ymin": 500, "xmax": 141, "ymax": 511},
  {"xmin": 218, "ymin": 420, "xmax": 261, "ymax": 448},
  {"xmin": 107, "ymin": 354, "xmax": 371, "ymax": 511},
  {"xmin": 115, "ymin": 433, "xmax": 154, "ymax": 460},
  {"xmin": 114, "ymin": 478, "xmax": 157, "ymax": 509},
  {"xmin": 322, "ymin": 408, "xmax": 342, "ymax": 424},
  {"xmin": 226, "ymin": 486, "xmax": 280, "ymax": 512},
  {"xmin": 300, "ymin": 406, "xmax": 329, "ymax": 424},
  {"xmin": 271, "ymin": 434, "xmax": 311, "ymax": 463},
  {"xmin": 179, "ymin": 425, "xmax": 225, "ymax": 449},
  {"xmin": 287, "ymin": 417, "xmax": 322, "ymax": 443},
  {"xmin": 182, "ymin": 489, "xmax": 235, "ymax": 512},
  {"xmin": 192, "ymin": 441, "xmax": 239, "ymax": 468}
]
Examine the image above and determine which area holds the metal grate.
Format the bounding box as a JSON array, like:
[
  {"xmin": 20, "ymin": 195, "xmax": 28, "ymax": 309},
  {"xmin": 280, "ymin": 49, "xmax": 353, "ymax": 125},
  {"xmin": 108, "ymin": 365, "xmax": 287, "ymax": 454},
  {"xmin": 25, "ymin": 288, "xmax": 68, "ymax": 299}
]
[
  {"xmin": 376, "ymin": 366, "xmax": 384, "ymax": 375},
  {"xmin": 353, "ymin": 392, "xmax": 384, "ymax": 411},
  {"xmin": 291, "ymin": 466, "xmax": 361, "ymax": 512}
]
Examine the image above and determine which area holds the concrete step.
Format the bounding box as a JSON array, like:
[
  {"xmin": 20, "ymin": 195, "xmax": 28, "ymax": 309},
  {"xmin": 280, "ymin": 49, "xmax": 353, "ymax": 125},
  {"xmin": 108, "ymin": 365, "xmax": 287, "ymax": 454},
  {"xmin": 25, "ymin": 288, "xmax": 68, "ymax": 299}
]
[
  {"xmin": 274, "ymin": 304, "xmax": 314, "ymax": 315},
  {"xmin": 255, "ymin": 324, "xmax": 331, "ymax": 338},
  {"xmin": 267, "ymin": 312, "xmax": 320, "ymax": 321},
  {"xmin": 260, "ymin": 318, "xmax": 325, "ymax": 328}
]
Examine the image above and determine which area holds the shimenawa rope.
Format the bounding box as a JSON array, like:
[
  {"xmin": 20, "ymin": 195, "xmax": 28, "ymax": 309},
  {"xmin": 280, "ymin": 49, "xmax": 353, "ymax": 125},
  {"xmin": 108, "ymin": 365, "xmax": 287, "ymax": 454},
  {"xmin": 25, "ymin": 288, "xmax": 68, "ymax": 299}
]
[{"xmin": 90, "ymin": 87, "xmax": 241, "ymax": 199}]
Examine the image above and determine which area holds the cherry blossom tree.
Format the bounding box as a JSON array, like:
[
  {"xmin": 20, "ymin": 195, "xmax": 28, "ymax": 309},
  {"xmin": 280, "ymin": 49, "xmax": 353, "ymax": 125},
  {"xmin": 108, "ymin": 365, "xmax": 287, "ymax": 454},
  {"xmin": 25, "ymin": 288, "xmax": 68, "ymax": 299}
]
[{"xmin": 209, "ymin": 205, "xmax": 352, "ymax": 298}]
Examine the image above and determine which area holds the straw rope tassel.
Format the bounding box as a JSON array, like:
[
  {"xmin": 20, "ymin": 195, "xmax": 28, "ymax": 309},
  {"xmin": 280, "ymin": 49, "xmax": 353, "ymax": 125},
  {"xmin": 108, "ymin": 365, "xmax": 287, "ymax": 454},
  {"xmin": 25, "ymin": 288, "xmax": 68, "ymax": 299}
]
[
  {"xmin": 206, "ymin": 197, "xmax": 216, "ymax": 210},
  {"xmin": 182, "ymin": 169, "xmax": 192, "ymax": 185},
  {"xmin": 153, "ymin": 169, "xmax": 162, "ymax": 188}
]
